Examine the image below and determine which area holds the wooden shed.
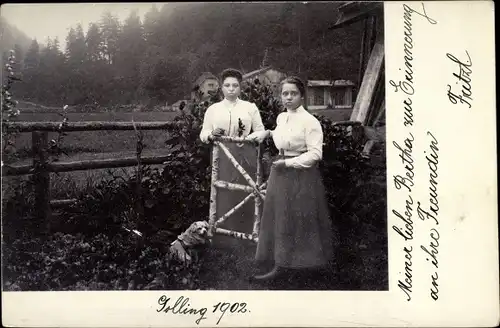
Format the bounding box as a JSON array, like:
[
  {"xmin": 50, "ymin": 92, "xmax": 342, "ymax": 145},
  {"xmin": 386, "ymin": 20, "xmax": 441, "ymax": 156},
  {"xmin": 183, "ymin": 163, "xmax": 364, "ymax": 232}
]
[
  {"xmin": 242, "ymin": 66, "xmax": 287, "ymax": 97},
  {"xmin": 329, "ymin": 1, "xmax": 385, "ymax": 157},
  {"xmin": 192, "ymin": 72, "xmax": 220, "ymax": 101},
  {"xmin": 306, "ymin": 79, "xmax": 355, "ymax": 110}
]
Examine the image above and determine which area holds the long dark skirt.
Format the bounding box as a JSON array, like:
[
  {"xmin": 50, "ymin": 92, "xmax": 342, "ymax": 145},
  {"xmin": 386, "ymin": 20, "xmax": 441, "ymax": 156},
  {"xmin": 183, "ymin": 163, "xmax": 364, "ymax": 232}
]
[
  {"xmin": 212, "ymin": 142, "xmax": 258, "ymax": 247},
  {"xmin": 255, "ymin": 162, "xmax": 334, "ymax": 268}
]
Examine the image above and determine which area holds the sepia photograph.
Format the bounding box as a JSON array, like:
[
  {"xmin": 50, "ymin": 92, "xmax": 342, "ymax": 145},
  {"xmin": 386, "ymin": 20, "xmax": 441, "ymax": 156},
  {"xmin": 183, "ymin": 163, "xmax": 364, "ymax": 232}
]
[
  {"xmin": 1, "ymin": 1, "xmax": 387, "ymax": 293},
  {"xmin": 2, "ymin": 1, "xmax": 499, "ymax": 327}
]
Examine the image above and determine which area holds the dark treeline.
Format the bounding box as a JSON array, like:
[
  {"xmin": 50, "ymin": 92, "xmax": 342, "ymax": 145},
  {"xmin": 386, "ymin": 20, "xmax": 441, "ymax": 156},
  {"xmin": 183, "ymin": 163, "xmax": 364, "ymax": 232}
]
[{"xmin": 6, "ymin": 3, "xmax": 366, "ymax": 109}]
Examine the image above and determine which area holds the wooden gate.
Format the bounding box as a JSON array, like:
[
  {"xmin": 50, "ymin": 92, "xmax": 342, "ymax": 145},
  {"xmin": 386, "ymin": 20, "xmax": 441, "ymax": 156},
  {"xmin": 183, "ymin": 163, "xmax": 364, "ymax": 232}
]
[{"xmin": 207, "ymin": 136, "xmax": 266, "ymax": 243}]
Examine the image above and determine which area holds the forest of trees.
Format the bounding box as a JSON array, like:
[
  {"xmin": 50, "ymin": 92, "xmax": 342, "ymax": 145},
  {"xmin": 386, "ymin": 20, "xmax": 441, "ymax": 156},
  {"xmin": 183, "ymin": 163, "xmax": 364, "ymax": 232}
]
[{"xmin": 3, "ymin": 3, "xmax": 369, "ymax": 109}]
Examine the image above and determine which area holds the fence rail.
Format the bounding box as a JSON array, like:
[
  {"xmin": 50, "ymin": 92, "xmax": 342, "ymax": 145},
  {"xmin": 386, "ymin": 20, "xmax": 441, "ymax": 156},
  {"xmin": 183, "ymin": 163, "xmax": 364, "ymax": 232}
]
[
  {"xmin": 2, "ymin": 119, "xmax": 384, "ymax": 237},
  {"xmin": 3, "ymin": 154, "xmax": 172, "ymax": 176},
  {"xmin": 2, "ymin": 121, "xmax": 183, "ymax": 132},
  {"xmin": 2, "ymin": 121, "xmax": 181, "ymax": 231}
]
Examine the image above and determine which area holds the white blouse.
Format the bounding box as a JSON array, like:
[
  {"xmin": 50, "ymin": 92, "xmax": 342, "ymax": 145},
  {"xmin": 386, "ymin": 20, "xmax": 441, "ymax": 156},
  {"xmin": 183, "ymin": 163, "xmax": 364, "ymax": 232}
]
[
  {"xmin": 272, "ymin": 106, "xmax": 324, "ymax": 169},
  {"xmin": 200, "ymin": 98, "xmax": 265, "ymax": 143}
]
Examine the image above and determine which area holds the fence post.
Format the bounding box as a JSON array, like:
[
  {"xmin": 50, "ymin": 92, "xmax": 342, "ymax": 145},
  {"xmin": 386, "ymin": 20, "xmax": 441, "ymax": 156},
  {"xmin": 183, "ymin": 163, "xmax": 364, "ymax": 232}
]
[
  {"xmin": 208, "ymin": 142, "xmax": 220, "ymax": 237},
  {"xmin": 253, "ymin": 143, "xmax": 263, "ymax": 238},
  {"xmin": 32, "ymin": 131, "xmax": 51, "ymax": 232}
]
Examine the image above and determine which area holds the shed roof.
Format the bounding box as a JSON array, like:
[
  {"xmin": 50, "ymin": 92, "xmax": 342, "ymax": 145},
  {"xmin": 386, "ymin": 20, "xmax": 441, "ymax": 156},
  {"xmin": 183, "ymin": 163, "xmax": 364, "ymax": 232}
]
[
  {"xmin": 243, "ymin": 66, "xmax": 273, "ymax": 80},
  {"xmin": 193, "ymin": 72, "xmax": 218, "ymax": 86},
  {"xmin": 328, "ymin": 1, "xmax": 383, "ymax": 30},
  {"xmin": 307, "ymin": 80, "xmax": 355, "ymax": 87}
]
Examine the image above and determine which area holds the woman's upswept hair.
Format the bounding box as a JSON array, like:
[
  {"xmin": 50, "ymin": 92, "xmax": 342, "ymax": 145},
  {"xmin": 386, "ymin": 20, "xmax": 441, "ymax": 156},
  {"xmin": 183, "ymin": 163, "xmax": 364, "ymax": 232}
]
[
  {"xmin": 280, "ymin": 76, "xmax": 306, "ymax": 97},
  {"xmin": 220, "ymin": 68, "xmax": 243, "ymax": 84}
]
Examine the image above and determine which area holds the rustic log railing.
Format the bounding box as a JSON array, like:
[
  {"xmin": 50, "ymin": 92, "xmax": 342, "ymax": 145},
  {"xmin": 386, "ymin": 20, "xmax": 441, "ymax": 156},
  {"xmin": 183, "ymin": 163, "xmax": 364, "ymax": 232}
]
[
  {"xmin": 2, "ymin": 121, "xmax": 181, "ymax": 229},
  {"xmin": 2, "ymin": 121, "xmax": 182, "ymax": 132},
  {"xmin": 2, "ymin": 119, "xmax": 383, "ymax": 239},
  {"xmin": 207, "ymin": 136, "xmax": 266, "ymax": 243}
]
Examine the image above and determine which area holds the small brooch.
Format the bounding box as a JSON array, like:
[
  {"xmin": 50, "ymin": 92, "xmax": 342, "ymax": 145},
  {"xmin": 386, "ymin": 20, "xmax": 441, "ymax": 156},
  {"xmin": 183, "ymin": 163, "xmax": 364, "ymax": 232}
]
[{"xmin": 237, "ymin": 118, "xmax": 245, "ymax": 137}]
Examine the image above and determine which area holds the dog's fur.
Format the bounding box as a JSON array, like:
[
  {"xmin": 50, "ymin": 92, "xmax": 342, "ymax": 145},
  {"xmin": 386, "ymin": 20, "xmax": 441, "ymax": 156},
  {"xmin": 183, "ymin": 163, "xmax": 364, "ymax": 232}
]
[{"xmin": 168, "ymin": 221, "xmax": 210, "ymax": 265}]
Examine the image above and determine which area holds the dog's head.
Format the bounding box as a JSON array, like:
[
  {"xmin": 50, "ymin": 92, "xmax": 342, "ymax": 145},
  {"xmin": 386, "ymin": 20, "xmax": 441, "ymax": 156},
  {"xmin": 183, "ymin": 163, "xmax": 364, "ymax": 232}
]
[
  {"xmin": 187, "ymin": 220, "xmax": 210, "ymax": 240},
  {"xmin": 190, "ymin": 220, "xmax": 209, "ymax": 236},
  {"xmin": 177, "ymin": 220, "xmax": 211, "ymax": 248}
]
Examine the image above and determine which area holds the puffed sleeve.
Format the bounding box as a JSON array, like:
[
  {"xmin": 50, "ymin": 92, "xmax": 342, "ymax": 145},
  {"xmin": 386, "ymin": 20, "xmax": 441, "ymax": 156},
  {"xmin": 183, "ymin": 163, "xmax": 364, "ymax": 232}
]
[
  {"xmin": 270, "ymin": 112, "xmax": 286, "ymax": 148},
  {"xmin": 250, "ymin": 103, "xmax": 265, "ymax": 132},
  {"xmin": 199, "ymin": 104, "xmax": 214, "ymax": 143},
  {"xmin": 284, "ymin": 117, "xmax": 323, "ymax": 168},
  {"xmin": 247, "ymin": 110, "xmax": 282, "ymax": 142}
]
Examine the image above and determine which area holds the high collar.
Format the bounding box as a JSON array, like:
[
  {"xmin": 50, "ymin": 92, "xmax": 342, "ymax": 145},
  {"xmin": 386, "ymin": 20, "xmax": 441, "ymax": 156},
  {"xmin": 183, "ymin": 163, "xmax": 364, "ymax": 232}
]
[
  {"xmin": 286, "ymin": 105, "xmax": 305, "ymax": 115},
  {"xmin": 223, "ymin": 97, "xmax": 240, "ymax": 106}
]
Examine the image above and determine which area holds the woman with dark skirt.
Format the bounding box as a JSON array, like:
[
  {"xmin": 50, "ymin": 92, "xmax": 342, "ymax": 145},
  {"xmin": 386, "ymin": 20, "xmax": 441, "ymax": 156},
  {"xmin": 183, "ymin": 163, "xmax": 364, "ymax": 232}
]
[
  {"xmin": 246, "ymin": 76, "xmax": 334, "ymax": 282},
  {"xmin": 200, "ymin": 68, "xmax": 265, "ymax": 246}
]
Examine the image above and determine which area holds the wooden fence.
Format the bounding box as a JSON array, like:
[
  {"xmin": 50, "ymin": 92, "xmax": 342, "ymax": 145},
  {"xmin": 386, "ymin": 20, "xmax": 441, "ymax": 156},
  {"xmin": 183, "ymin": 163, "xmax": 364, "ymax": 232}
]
[
  {"xmin": 2, "ymin": 123, "xmax": 268, "ymax": 242},
  {"xmin": 2, "ymin": 119, "xmax": 384, "ymax": 236},
  {"xmin": 2, "ymin": 121, "xmax": 183, "ymax": 229}
]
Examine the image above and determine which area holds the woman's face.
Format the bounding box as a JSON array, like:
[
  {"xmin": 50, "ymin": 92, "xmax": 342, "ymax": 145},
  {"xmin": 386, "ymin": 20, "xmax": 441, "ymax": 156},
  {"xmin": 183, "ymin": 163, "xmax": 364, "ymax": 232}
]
[
  {"xmin": 281, "ymin": 83, "xmax": 303, "ymax": 111},
  {"xmin": 222, "ymin": 77, "xmax": 241, "ymax": 101}
]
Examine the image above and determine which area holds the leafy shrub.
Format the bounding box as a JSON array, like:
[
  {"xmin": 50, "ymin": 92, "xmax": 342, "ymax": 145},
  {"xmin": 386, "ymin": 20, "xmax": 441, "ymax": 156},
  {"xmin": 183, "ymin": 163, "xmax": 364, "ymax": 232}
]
[
  {"xmin": 2, "ymin": 177, "xmax": 38, "ymax": 243},
  {"xmin": 2, "ymin": 50, "xmax": 22, "ymax": 164},
  {"xmin": 2, "ymin": 232, "xmax": 202, "ymax": 291},
  {"xmin": 56, "ymin": 170, "xmax": 137, "ymax": 235}
]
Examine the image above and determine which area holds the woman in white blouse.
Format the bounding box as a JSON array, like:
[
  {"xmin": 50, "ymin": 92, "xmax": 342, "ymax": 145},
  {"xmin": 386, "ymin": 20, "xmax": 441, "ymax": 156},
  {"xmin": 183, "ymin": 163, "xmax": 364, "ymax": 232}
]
[
  {"xmin": 246, "ymin": 76, "xmax": 333, "ymax": 282},
  {"xmin": 200, "ymin": 68, "xmax": 265, "ymax": 245},
  {"xmin": 200, "ymin": 68, "xmax": 265, "ymax": 143}
]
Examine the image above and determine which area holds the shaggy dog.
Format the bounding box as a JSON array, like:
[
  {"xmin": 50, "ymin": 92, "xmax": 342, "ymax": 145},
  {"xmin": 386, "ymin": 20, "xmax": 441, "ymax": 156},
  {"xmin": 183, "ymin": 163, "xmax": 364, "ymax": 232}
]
[{"xmin": 168, "ymin": 221, "xmax": 210, "ymax": 265}]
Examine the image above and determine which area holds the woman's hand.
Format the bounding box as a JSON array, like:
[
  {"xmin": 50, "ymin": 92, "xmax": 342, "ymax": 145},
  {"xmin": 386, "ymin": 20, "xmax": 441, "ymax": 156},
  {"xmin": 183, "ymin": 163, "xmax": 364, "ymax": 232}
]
[
  {"xmin": 246, "ymin": 130, "xmax": 269, "ymax": 143},
  {"xmin": 272, "ymin": 159, "xmax": 287, "ymax": 168}
]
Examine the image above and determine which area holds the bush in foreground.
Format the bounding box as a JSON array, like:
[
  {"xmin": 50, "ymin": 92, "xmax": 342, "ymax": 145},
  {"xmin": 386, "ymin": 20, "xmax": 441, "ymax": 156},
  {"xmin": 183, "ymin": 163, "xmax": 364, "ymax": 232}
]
[{"xmin": 3, "ymin": 232, "xmax": 202, "ymax": 291}]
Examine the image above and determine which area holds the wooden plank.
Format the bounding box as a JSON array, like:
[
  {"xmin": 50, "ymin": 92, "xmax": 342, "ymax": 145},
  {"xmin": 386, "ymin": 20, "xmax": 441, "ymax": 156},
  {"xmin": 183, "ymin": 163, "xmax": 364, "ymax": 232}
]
[
  {"xmin": 368, "ymin": 15, "xmax": 377, "ymax": 53},
  {"xmin": 364, "ymin": 66, "xmax": 385, "ymax": 126},
  {"xmin": 208, "ymin": 145, "xmax": 219, "ymax": 238},
  {"xmin": 50, "ymin": 199, "xmax": 78, "ymax": 207},
  {"xmin": 362, "ymin": 140, "xmax": 377, "ymax": 157},
  {"xmin": 332, "ymin": 120, "xmax": 362, "ymax": 127},
  {"xmin": 215, "ymin": 227, "xmax": 258, "ymax": 243},
  {"xmin": 213, "ymin": 180, "xmax": 254, "ymax": 193},
  {"xmin": 350, "ymin": 40, "xmax": 385, "ymax": 124},
  {"xmin": 50, "ymin": 155, "xmax": 172, "ymax": 173},
  {"xmin": 2, "ymin": 154, "xmax": 173, "ymax": 176},
  {"xmin": 132, "ymin": 121, "xmax": 145, "ymax": 222},
  {"xmin": 32, "ymin": 131, "xmax": 51, "ymax": 231},
  {"xmin": 357, "ymin": 17, "xmax": 368, "ymax": 90},
  {"xmin": 328, "ymin": 2, "xmax": 383, "ymax": 30},
  {"xmin": 210, "ymin": 135, "xmax": 257, "ymax": 145},
  {"xmin": 2, "ymin": 121, "xmax": 183, "ymax": 133},
  {"xmin": 253, "ymin": 144, "xmax": 263, "ymax": 237},
  {"xmin": 2, "ymin": 164, "xmax": 33, "ymax": 176}
]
